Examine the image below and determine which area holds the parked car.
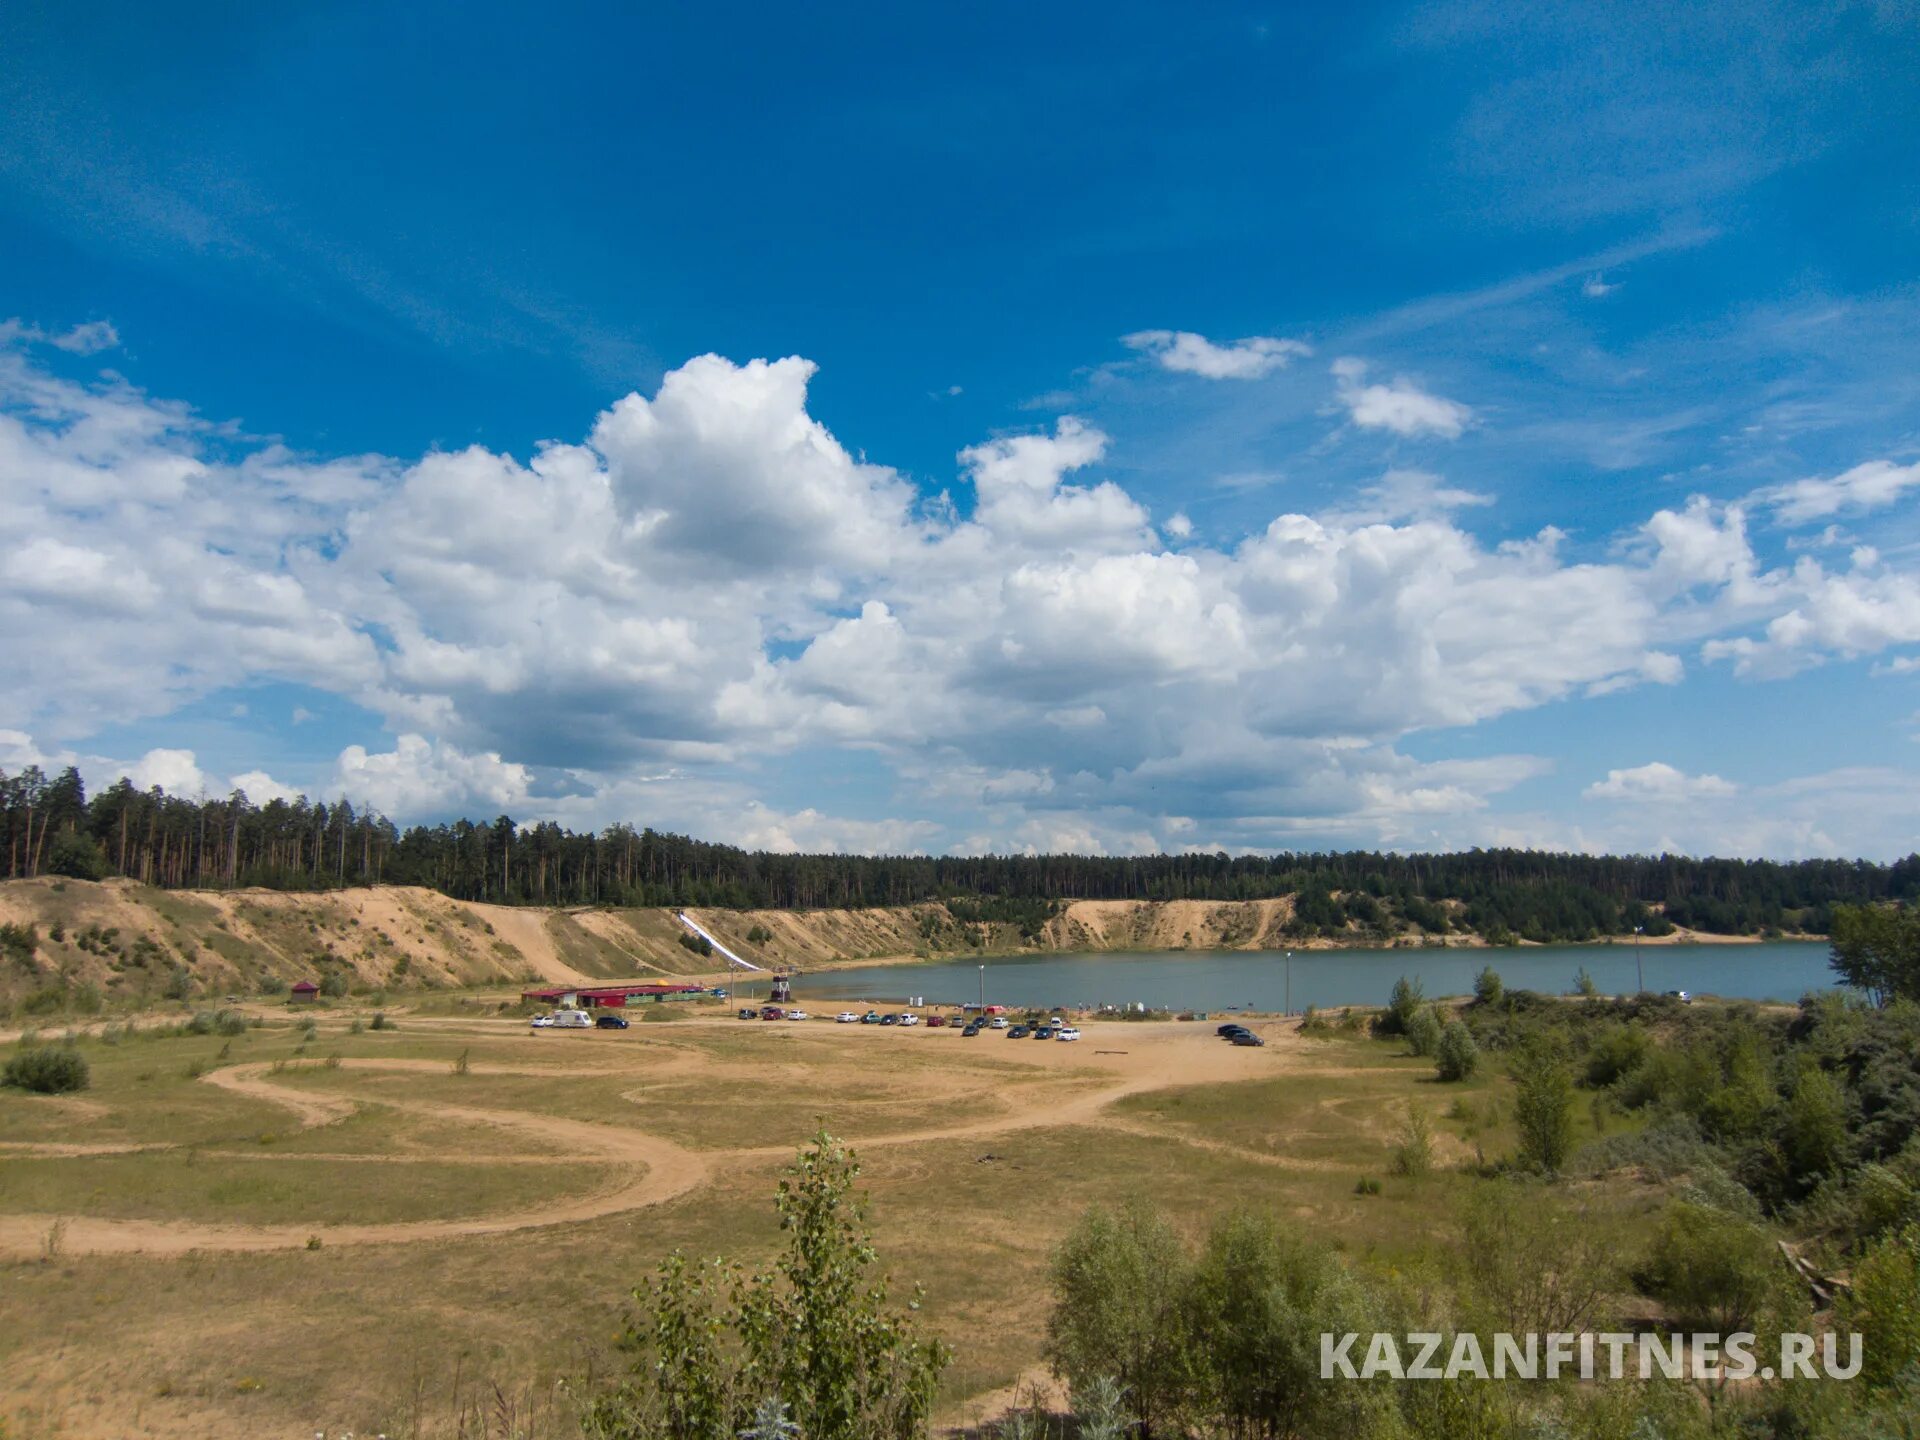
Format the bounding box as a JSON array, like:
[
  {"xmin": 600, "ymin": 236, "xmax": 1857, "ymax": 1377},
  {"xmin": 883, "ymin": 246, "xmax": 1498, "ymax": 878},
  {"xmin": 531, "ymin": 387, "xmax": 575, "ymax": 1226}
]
[
  {"xmin": 1008, "ymin": 1025, "xmax": 1031, "ymax": 1038},
  {"xmin": 1054, "ymin": 1026, "xmax": 1081, "ymax": 1041},
  {"xmin": 1665, "ymin": 990, "xmax": 1692, "ymax": 1004},
  {"xmin": 761, "ymin": 1006, "xmax": 786, "ymax": 1020},
  {"xmin": 926, "ymin": 1015, "xmax": 947, "ymax": 1028},
  {"xmin": 530, "ymin": 1013, "xmax": 555, "ymax": 1028},
  {"xmin": 861, "ymin": 1010, "xmax": 882, "ymax": 1024},
  {"xmin": 594, "ymin": 1013, "xmax": 630, "ymax": 1030},
  {"xmin": 708, "ymin": 987, "xmax": 730, "ymax": 999},
  {"xmin": 785, "ymin": 1009, "xmax": 809, "ymax": 1021},
  {"xmin": 1231, "ymin": 1031, "xmax": 1265, "ymax": 1047},
  {"xmin": 737, "ymin": 1007, "xmax": 758, "ymax": 1020},
  {"xmin": 1216, "ymin": 1021, "xmax": 1247, "ymax": 1037},
  {"xmin": 899, "ymin": 1013, "xmax": 921, "ymax": 1027},
  {"xmin": 987, "ymin": 1016, "xmax": 1009, "ymax": 1029},
  {"xmin": 880, "ymin": 1013, "xmax": 899, "ymax": 1026},
  {"xmin": 961, "ymin": 1023, "xmax": 982, "ymax": 1036},
  {"xmin": 836, "ymin": 1011, "xmax": 859, "ymax": 1023},
  {"xmin": 1032, "ymin": 1026, "xmax": 1053, "ymax": 1039}
]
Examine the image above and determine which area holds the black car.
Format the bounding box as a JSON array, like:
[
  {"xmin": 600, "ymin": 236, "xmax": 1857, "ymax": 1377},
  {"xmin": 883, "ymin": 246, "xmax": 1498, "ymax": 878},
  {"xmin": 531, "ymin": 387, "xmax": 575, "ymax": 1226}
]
[
  {"xmin": 1032, "ymin": 1026, "xmax": 1053, "ymax": 1039},
  {"xmin": 961, "ymin": 1023, "xmax": 982, "ymax": 1036},
  {"xmin": 1231, "ymin": 1031, "xmax": 1265, "ymax": 1047},
  {"xmin": 736, "ymin": 1007, "xmax": 758, "ymax": 1020},
  {"xmin": 1007, "ymin": 1025, "xmax": 1031, "ymax": 1038},
  {"xmin": 880, "ymin": 1013, "xmax": 900, "ymax": 1026},
  {"xmin": 1216, "ymin": 1021, "xmax": 1248, "ymax": 1037},
  {"xmin": 595, "ymin": 1013, "xmax": 630, "ymax": 1029}
]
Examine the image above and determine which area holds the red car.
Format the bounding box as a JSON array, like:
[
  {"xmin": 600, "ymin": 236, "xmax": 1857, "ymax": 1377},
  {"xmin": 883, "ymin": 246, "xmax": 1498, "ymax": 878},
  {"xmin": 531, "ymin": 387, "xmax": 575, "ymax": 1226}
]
[
  {"xmin": 926, "ymin": 1015, "xmax": 947, "ymax": 1028},
  {"xmin": 761, "ymin": 1006, "xmax": 786, "ymax": 1020}
]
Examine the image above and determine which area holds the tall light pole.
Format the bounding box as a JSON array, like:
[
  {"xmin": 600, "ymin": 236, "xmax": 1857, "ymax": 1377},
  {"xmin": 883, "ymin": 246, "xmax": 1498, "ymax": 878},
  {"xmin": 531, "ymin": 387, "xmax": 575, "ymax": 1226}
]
[
  {"xmin": 978, "ymin": 964, "xmax": 985, "ymax": 1011},
  {"xmin": 1634, "ymin": 926, "xmax": 1645, "ymax": 995},
  {"xmin": 1285, "ymin": 950, "xmax": 1293, "ymax": 1018}
]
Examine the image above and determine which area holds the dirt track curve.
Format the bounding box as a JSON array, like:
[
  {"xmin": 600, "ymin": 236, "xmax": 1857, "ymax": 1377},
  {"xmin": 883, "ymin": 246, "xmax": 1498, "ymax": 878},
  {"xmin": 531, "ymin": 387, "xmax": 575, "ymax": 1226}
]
[{"xmin": 0, "ymin": 1019, "xmax": 1324, "ymax": 1261}]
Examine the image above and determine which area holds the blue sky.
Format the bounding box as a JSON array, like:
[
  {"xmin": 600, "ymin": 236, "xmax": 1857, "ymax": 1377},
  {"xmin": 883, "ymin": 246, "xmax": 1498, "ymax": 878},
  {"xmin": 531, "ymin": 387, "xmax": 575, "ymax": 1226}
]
[{"xmin": 3, "ymin": 0, "xmax": 1919, "ymax": 857}]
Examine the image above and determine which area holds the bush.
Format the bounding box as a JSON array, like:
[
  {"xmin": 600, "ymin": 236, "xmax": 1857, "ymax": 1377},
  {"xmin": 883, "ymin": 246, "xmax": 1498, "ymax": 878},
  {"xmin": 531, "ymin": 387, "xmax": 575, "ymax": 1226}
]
[
  {"xmin": 1391, "ymin": 1103, "xmax": 1434, "ymax": 1178},
  {"xmin": 258, "ymin": 974, "xmax": 288, "ymax": 996},
  {"xmin": 580, "ymin": 1132, "xmax": 946, "ymax": 1440},
  {"xmin": 1843, "ymin": 1222, "xmax": 1920, "ymax": 1388},
  {"xmin": 319, "ymin": 970, "xmax": 350, "ymax": 998},
  {"xmin": 1405, "ymin": 1005, "xmax": 1443, "ymax": 1057},
  {"xmin": 1045, "ymin": 1199, "xmax": 1191, "ymax": 1435},
  {"xmin": 1473, "ymin": 965, "xmax": 1503, "ymax": 1007},
  {"xmin": 3, "ymin": 1045, "xmax": 90, "ymax": 1094},
  {"xmin": 0, "ymin": 922, "xmax": 37, "ymax": 965},
  {"xmin": 1513, "ymin": 1045, "xmax": 1576, "ymax": 1174},
  {"xmin": 1374, "ymin": 975, "xmax": 1424, "ymax": 1037},
  {"xmin": 369, "ymin": 1012, "xmax": 395, "ymax": 1030},
  {"xmin": 676, "ymin": 932, "xmax": 714, "ymax": 957},
  {"xmin": 1435, "ymin": 1021, "xmax": 1479, "ymax": 1081},
  {"xmin": 1637, "ymin": 1201, "xmax": 1795, "ymax": 1334}
]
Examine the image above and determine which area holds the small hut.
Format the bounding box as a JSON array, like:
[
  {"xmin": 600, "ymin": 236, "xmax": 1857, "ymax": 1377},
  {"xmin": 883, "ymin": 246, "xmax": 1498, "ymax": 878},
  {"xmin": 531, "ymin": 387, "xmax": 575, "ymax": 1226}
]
[{"xmin": 289, "ymin": 980, "xmax": 320, "ymax": 1005}]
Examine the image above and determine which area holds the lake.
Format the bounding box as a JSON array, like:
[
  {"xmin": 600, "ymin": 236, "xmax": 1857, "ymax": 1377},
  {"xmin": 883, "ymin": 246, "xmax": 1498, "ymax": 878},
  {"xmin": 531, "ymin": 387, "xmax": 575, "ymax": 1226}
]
[{"xmin": 762, "ymin": 940, "xmax": 1838, "ymax": 1013}]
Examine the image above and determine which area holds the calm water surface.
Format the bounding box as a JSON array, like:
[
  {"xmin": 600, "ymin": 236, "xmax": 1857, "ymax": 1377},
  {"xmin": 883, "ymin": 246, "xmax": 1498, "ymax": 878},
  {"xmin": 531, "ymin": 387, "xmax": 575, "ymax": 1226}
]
[{"xmin": 766, "ymin": 940, "xmax": 1836, "ymax": 1012}]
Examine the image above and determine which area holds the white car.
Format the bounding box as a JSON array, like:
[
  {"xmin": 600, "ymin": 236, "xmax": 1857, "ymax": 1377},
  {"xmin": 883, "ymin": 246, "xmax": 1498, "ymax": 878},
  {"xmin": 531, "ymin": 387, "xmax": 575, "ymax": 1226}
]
[
  {"xmin": 987, "ymin": 1016, "xmax": 1009, "ymax": 1029},
  {"xmin": 785, "ymin": 1009, "xmax": 809, "ymax": 1021},
  {"xmin": 529, "ymin": 1013, "xmax": 555, "ymax": 1029},
  {"xmin": 836, "ymin": 1011, "xmax": 858, "ymax": 1023},
  {"xmin": 1055, "ymin": 1027, "xmax": 1082, "ymax": 1042},
  {"xmin": 899, "ymin": 1013, "xmax": 921, "ymax": 1027}
]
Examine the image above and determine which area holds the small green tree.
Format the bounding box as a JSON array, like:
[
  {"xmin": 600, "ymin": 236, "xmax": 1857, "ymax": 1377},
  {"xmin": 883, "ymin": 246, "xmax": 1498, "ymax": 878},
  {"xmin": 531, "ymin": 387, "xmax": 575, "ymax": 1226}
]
[
  {"xmin": 1377, "ymin": 975, "xmax": 1425, "ymax": 1036},
  {"xmin": 1472, "ymin": 965, "xmax": 1503, "ymax": 1007},
  {"xmin": 1512, "ymin": 1045, "xmax": 1576, "ymax": 1174},
  {"xmin": 1844, "ymin": 1222, "xmax": 1920, "ymax": 1389},
  {"xmin": 584, "ymin": 1132, "xmax": 946, "ymax": 1440},
  {"xmin": 319, "ymin": 970, "xmax": 349, "ymax": 998},
  {"xmin": 1572, "ymin": 966, "xmax": 1598, "ymax": 998},
  {"xmin": 1638, "ymin": 1202, "xmax": 1795, "ymax": 1335},
  {"xmin": 1829, "ymin": 903, "xmax": 1920, "ymax": 1005},
  {"xmin": 1392, "ymin": 1103, "xmax": 1434, "ymax": 1178},
  {"xmin": 43, "ymin": 829, "xmax": 109, "ymax": 881},
  {"xmin": 1045, "ymin": 1200, "xmax": 1192, "ymax": 1436},
  {"xmin": 1181, "ymin": 1211, "xmax": 1398, "ymax": 1440},
  {"xmin": 1405, "ymin": 1005, "xmax": 1443, "ymax": 1058},
  {"xmin": 1435, "ymin": 1021, "xmax": 1479, "ymax": 1082}
]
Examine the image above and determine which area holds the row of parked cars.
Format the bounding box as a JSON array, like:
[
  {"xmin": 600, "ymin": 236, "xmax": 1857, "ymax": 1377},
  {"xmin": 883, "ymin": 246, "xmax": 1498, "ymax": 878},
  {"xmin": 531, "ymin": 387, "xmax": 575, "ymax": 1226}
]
[
  {"xmin": 1216, "ymin": 1020, "xmax": 1265, "ymax": 1047},
  {"xmin": 737, "ymin": 1007, "xmax": 1084, "ymax": 1040}
]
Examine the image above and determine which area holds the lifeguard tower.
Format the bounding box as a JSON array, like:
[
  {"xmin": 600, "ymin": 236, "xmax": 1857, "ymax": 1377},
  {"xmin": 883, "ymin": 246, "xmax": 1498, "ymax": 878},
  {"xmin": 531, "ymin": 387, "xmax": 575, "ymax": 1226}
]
[{"xmin": 769, "ymin": 973, "xmax": 793, "ymax": 1004}]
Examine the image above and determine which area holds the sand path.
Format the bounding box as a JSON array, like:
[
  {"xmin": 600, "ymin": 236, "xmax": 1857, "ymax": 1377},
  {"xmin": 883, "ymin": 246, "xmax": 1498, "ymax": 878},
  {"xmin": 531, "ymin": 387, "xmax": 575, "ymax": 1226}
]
[{"xmin": 0, "ymin": 1021, "xmax": 1331, "ymax": 1260}]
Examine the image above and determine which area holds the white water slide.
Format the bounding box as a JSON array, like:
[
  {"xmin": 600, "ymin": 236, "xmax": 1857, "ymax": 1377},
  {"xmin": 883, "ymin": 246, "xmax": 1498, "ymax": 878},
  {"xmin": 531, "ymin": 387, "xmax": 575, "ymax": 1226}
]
[{"xmin": 674, "ymin": 911, "xmax": 766, "ymax": 972}]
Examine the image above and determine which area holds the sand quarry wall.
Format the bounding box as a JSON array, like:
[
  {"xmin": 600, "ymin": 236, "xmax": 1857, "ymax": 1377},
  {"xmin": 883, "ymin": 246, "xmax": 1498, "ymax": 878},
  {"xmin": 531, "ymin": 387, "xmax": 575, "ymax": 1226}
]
[{"xmin": 0, "ymin": 881, "xmax": 1328, "ymax": 1006}]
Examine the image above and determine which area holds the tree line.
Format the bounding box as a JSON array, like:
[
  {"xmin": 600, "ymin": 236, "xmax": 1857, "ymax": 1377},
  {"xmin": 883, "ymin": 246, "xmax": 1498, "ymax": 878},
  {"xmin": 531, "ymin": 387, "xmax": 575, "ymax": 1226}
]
[{"xmin": 3, "ymin": 764, "xmax": 1917, "ymax": 939}]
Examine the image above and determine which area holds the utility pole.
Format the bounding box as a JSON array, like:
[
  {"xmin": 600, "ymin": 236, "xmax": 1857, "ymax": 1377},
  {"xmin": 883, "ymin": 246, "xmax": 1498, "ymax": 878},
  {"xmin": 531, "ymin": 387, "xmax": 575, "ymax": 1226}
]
[
  {"xmin": 1285, "ymin": 950, "xmax": 1293, "ymax": 1017},
  {"xmin": 1634, "ymin": 926, "xmax": 1645, "ymax": 995},
  {"xmin": 978, "ymin": 964, "xmax": 985, "ymax": 1011}
]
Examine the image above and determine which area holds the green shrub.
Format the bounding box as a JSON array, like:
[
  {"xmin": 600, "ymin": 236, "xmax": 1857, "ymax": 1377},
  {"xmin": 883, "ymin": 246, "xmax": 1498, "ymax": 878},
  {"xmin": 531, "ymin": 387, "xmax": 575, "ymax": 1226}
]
[
  {"xmin": 1513, "ymin": 1044, "xmax": 1576, "ymax": 1174},
  {"xmin": 258, "ymin": 974, "xmax": 288, "ymax": 996},
  {"xmin": 1435, "ymin": 1020, "xmax": 1479, "ymax": 1081},
  {"xmin": 1374, "ymin": 975, "xmax": 1424, "ymax": 1037},
  {"xmin": 1472, "ymin": 965, "xmax": 1503, "ymax": 1007},
  {"xmin": 3, "ymin": 1045, "xmax": 90, "ymax": 1094},
  {"xmin": 369, "ymin": 1012, "xmax": 395, "ymax": 1031},
  {"xmin": 43, "ymin": 830, "xmax": 109, "ymax": 881},
  {"xmin": 0, "ymin": 922, "xmax": 38, "ymax": 965},
  {"xmin": 1637, "ymin": 1202, "xmax": 1795, "ymax": 1334},
  {"xmin": 319, "ymin": 970, "xmax": 349, "ymax": 998},
  {"xmin": 1405, "ymin": 1004, "xmax": 1443, "ymax": 1057}
]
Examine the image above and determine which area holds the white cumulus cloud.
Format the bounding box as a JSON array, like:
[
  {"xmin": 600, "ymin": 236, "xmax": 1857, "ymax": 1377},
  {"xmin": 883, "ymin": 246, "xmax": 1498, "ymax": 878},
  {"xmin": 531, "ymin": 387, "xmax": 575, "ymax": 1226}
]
[
  {"xmin": 1123, "ymin": 329, "xmax": 1311, "ymax": 380},
  {"xmin": 1331, "ymin": 357, "xmax": 1473, "ymax": 438}
]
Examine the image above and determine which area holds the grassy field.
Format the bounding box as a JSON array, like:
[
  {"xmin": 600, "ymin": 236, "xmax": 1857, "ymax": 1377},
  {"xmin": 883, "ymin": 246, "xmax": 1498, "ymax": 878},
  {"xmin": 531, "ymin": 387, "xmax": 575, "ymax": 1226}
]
[{"xmin": 0, "ymin": 997, "xmax": 1654, "ymax": 1440}]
